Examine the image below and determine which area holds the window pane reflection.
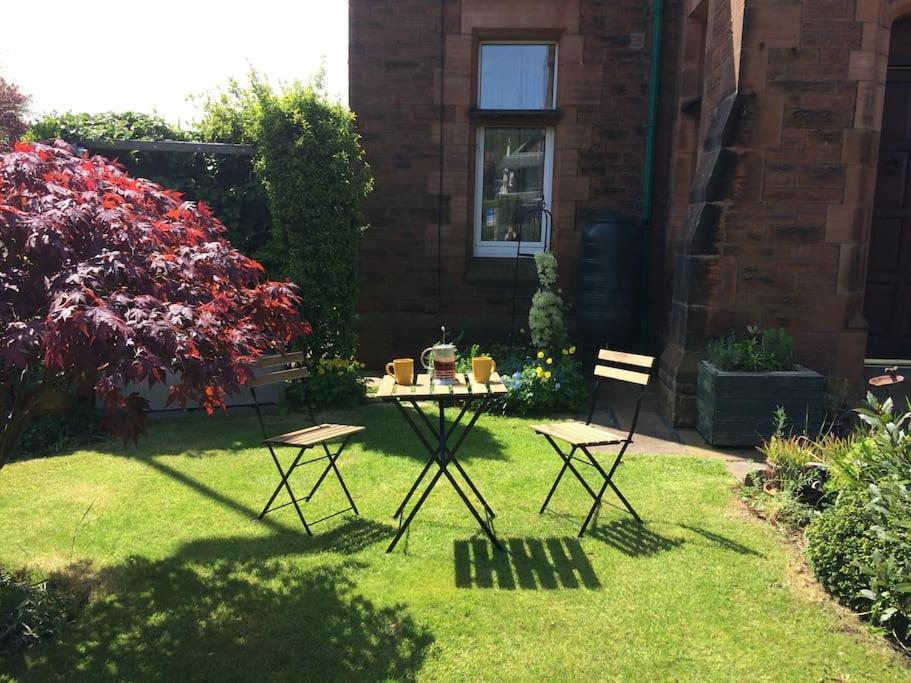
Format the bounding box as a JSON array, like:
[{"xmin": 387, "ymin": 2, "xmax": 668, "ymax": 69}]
[
  {"xmin": 479, "ymin": 44, "xmax": 556, "ymax": 110},
  {"xmin": 480, "ymin": 127, "xmax": 546, "ymax": 243}
]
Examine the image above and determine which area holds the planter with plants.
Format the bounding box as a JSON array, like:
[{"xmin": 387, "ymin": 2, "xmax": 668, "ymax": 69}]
[{"xmin": 697, "ymin": 327, "xmax": 826, "ymax": 446}]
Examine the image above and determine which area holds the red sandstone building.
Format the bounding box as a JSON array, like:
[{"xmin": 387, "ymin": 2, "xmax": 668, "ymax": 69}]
[{"xmin": 349, "ymin": 0, "xmax": 911, "ymax": 425}]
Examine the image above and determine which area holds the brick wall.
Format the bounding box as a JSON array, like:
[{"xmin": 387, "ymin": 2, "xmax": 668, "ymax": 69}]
[
  {"xmin": 350, "ymin": 0, "xmax": 677, "ymax": 367},
  {"xmin": 659, "ymin": 0, "xmax": 908, "ymax": 425}
]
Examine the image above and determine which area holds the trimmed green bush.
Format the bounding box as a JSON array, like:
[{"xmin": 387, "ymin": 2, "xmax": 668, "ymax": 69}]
[
  {"xmin": 285, "ymin": 358, "xmax": 366, "ymax": 411},
  {"xmin": 805, "ymin": 494, "xmax": 883, "ymax": 612},
  {"xmin": 254, "ymin": 79, "xmax": 372, "ymax": 359}
]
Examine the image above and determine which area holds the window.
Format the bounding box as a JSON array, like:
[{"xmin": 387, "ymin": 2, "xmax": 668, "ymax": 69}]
[
  {"xmin": 474, "ymin": 127, "xmax": 554, "ymax": 256},
  {"xmin": 478, "ymin": 43, "xmax": 557, "ymax": 110},
  {"xmin": 474, "ymin": 42, "xmax": 557, "ymax": 256}
]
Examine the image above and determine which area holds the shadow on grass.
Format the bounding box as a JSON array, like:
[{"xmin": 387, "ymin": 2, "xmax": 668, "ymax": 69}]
[
  {"xmin": 678, "ymin": 524, "xmax": 764, "ymax": 557},
  {"xmin": 9, "ymin": 535, "xmax": 432, "ymax": 681},
  {"xmin": 454, "ymin": 538, "xmax": 601, "ymax": 590},
  {"xmin": 359, "ymin": 402, "xmax": 508, "ymax": 463},
  {"xmin": 134, "ymin": 453, "xmax": 385, "ymax": 546},
  {"xmin": 587, "ymin": 518, "xmax": 684, "ymax": 557},
  {"xmin": 87, "ymin": 403, "xmax": 508, "ymax": 464}
]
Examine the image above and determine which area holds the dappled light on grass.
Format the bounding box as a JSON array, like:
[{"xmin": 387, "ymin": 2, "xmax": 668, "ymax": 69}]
[{"xmin": 19, "ymin": 540, "xmax": 432, "ymax": 680}]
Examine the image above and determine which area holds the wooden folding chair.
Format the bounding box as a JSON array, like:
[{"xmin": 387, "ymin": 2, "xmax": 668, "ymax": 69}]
[
  {"xmin": 247, "ymin": 352, "xmax": 364, "ymax": 534},
  {"xmin": 532, "ymin": 349, "xmax": 655, "ymax": 537}
]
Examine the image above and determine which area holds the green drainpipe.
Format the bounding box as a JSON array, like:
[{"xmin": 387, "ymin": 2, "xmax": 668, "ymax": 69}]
[{"xmin": 639, "ymin": 0, "xmax": 664, "ymax": 352}]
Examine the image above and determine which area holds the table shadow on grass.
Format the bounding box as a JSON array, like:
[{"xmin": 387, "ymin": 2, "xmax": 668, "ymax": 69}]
[
  {"xmin": 10, "ymin": 538, "xmax": 433, "ymax": 681},
  {"xmin": 454, "ymin": 538, "xmax": 601, "ymax": 590}
]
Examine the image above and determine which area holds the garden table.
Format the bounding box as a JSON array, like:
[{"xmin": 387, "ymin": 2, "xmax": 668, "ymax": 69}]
[{"xmin": 371, "ymin": 372, "xmax": 508, "ymax": 553}]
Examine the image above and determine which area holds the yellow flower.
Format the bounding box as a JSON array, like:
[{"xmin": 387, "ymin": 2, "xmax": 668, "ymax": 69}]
[
  {"xmin": 562, "ymin": 348, "xmax": 569, "ymax": 355},
  {"xmin": 535, "ymin": 366, "xmax": 543, "ymax": 377},
  {"xmin": 546, "ymin": 357, "xmax": 553, "ymax": 365},
  {"xmin": 537, "ymin": 351, "xmax": 544, "ymax": 359},
  {"xmin": 544, "ymin": 371, "xmax": 552, "ymax": 380},
  {"xmin": 569, "ymin": 345, "xmax": 576, "ymax": 354}
]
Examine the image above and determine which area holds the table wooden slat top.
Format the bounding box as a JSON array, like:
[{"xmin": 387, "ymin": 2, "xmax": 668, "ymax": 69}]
[{"xmin": 373, "ymin": 372, "xmax": 507, "ymax": 400}]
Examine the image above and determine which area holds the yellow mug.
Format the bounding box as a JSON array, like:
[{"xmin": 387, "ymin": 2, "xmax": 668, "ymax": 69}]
[
  {"xmin": 386, "ymin": 358, "xmax": 414, "ymax": 385},
  {"xmin": 472, "ymin": 356, "xmax": 497, "ymax": 384}
]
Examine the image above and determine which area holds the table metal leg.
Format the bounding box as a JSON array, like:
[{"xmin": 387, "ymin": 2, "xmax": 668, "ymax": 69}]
[
  {"xmin": 387, "ymin": 466, "xmax": 445, "ymax": 553},
  {"xmin": 386, "ymin": 396, "xmax": 502, "ymax": 552}
]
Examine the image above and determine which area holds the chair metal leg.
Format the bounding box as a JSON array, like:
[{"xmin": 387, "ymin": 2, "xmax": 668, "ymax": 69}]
[
  {"xmin": 540, "ymin": 445, "xmax": 576, "ymax": 513},
  {"xmin": 260, "ymin": 445, "xmax": 311, "ymax": 535},
  {"xmin": 304, "ymin": 436, "xmax": 358, "ymax": 515},
  {"xmin": 607, "ymin": 479, "xmax": 641, "ymax": 523},
  {"xmin": 579, "ymin": 479, "xmax": 608, "ymax": 537}
]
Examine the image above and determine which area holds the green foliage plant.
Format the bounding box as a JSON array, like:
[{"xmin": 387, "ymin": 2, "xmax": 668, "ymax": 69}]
[
  {"xmin": 528, "ymin": 252, "xmax": 568, "ymax": 352},
  {"xmin": 707, "ymin": 326, "xmax": 795, "ymax": 372},
  {"xmin": 284, "ymin": 358, "xmax": 367, "ymax": 411},
  {"xmin": 807, "ymin": 394, "xmax": 911, "ymax": 646},
  {"xmin": 28, "ymin": 110, "xmax": 272, "ymax": 257},
  {"xmin": 239, "ymin": 74, "xmax": 373, "ymax": 359},
  {"xmin": 0, "ymin": 568, "xmax": 75, "ymax": 654},
  {"xmin": 455, "ymin": 342, "xmax": 585, "ymax": 416}
]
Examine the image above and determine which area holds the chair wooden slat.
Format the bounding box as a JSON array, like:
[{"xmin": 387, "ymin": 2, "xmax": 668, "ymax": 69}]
[
  {"xmin": 251, "ymin": 351, "xmax": 307, "ymax": 369},
  {"xmin": 594, "ymin": 364, "xmax": 650, "ymax": 385},
  {"xmin": 248, "ymin": 367, "xmax": 309, "ymax": 387},
  {"xmin": 597, "ymin": 349, "xmax": 655, "ymax": 368},
  {"xmin": 531, "ymin": 421, "xmax": 626, "ymax": 446},
  {"xmin": 266, "ymin": 423, "xmax": 365, "ymax": 447}
]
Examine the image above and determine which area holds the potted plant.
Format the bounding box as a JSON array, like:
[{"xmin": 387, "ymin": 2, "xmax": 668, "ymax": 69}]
[{"xmin": 697, "ymin": 327, "xmax": 826, "ymax": 446}]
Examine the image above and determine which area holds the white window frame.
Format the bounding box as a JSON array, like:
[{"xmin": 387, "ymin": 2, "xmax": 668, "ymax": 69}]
[
  {"xmin": 473, "ymin": 126, "xmax": 554, "ymax": 257},
  {"xmin": 477, "ymin": 40, "xmax": 559, "ymax": 111}
]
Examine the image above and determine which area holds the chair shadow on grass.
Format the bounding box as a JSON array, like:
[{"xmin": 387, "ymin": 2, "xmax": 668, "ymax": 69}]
[
  {"xmin": 9, "ymin": 536, "xmax": 433, "ymax": 681},
  {"xmin": 587, "ymin": 517, "xmax": 684, "ymax": 557},
  {"xmin": 454, "ymin": 538, "xmax": 601, "ymax": 590},
  {"xmin": 678, "ymin": 524, "xmax": 764, "ymax": 557}
]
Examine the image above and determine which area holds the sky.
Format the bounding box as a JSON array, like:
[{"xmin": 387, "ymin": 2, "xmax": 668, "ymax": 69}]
[{"xmin": 0, "ymin": 0, "xmax": 349, "ymax": 126}]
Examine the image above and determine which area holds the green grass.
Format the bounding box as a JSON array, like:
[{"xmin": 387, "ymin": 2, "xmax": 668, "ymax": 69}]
[{"xmin": 1, "ymin": 404, "xmax": 908, "ymax": 681}]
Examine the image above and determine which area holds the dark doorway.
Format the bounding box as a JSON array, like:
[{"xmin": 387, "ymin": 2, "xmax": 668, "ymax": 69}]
[{"xmin": 866, "ymin": 18, "xmax": 911, "ymax": 358}]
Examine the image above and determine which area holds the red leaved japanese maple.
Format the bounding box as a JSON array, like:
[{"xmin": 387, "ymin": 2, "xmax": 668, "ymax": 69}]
[{"xmin": 0, "ymin": 140, "xmax": 309, "ymax": 469}]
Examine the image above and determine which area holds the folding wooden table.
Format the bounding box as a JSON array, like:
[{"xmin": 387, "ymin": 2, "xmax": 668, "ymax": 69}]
[{"xmin": 371, "ymin": 372, "xmax": 508, "ymax": 553}]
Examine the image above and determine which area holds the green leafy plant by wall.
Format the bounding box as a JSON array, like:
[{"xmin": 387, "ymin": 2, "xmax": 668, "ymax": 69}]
[
  {"xmin": 251, "ymin": 77, "xmax": 373, "ymax": 359},
  {"xmin": 707, "ymin": 326, "xmax": 795, "ymax": 372}
]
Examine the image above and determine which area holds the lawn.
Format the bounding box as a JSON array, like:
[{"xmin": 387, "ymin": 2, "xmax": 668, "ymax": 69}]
[{"xmin": 1, "ymin": 404, "xmax": 908, "ymax": 681}]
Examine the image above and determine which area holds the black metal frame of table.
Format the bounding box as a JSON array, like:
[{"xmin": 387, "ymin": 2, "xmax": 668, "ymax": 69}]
[{"xmin": 373, "ymin": 374, "xmax": 505, "ymax": 553}]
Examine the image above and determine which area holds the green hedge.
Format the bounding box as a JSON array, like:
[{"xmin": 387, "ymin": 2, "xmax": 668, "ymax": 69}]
[{"xmin": 30, "ymin": 75, "xmax": 373, "ymax": 362}]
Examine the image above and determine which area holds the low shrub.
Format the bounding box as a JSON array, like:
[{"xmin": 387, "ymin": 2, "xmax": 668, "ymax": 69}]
[
  {"xmin": 805, "ymin": 494, "xmax": 887, "ymax": 612},
  {"xmin": 754, "ymin": 408, "xmax": 848, "ymax": 508},
  {"xmin": 284, "ymin": 357, "xmax": 366, "ymax": 412},
  {"xmin": 0, "ymin": 569, "xmax": 74, "ymax": 654},
  {"xmin": 807, "ymin": 395, "xmax": 911, "ymax": 646},
  {"xmin": 16, "ymin": 401, "xmax": 104, "ymax": 460}
]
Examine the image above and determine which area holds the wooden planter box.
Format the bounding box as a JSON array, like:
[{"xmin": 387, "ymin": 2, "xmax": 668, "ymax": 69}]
[{"xmin": 696, "ymin": 361, "xmax": 826, "ymax": 447}]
